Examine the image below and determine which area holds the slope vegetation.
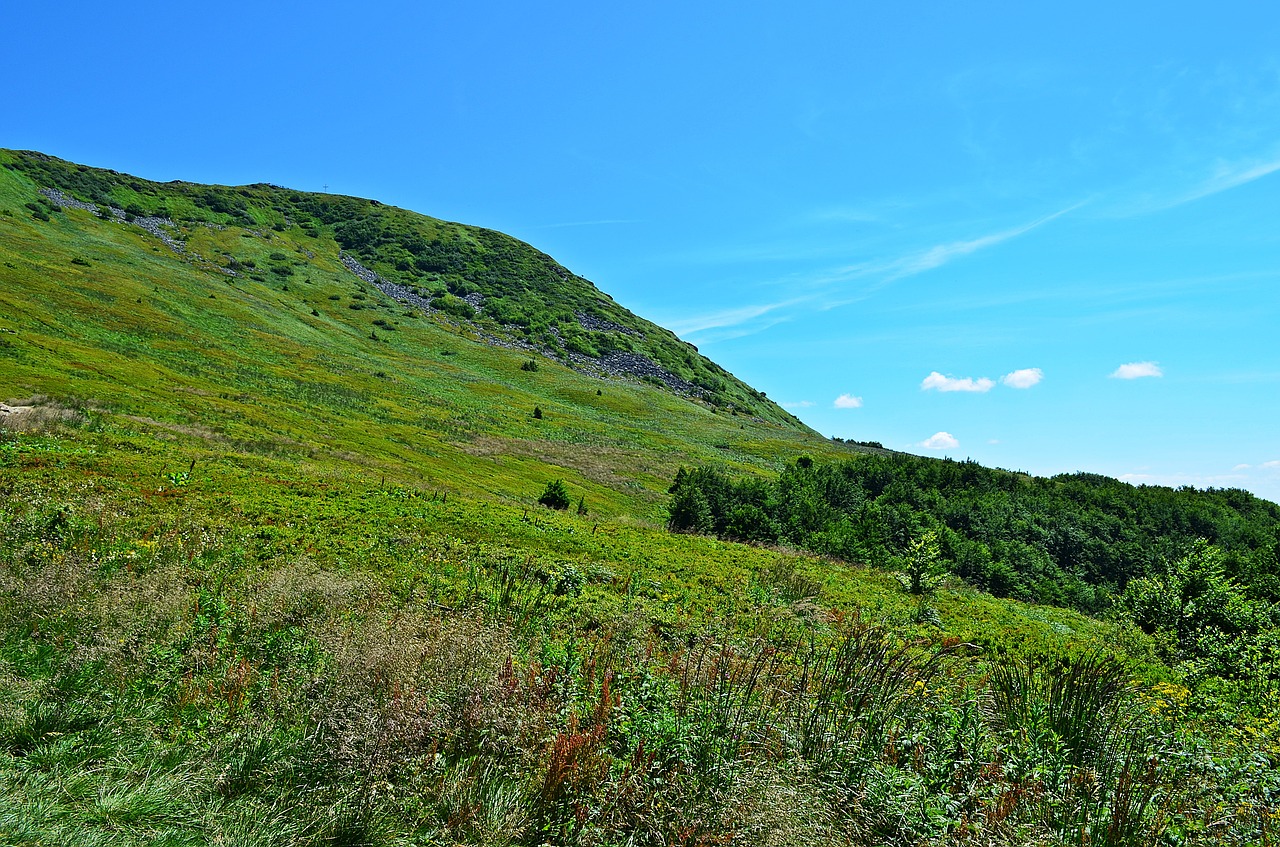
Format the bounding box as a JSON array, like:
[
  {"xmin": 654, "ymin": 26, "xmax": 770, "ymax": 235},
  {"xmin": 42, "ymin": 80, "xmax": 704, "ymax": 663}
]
[
  {"xmin": 5, "ymin": 150, "xmax": 799, "ymax": 424},
  {"xmin": 1, "ymin": 150, "xmax": 1277, "ymax": 846}
]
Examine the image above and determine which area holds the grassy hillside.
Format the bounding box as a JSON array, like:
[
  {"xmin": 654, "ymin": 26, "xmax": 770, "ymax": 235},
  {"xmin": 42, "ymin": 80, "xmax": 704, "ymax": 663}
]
[
  {"xmin": 3, "ymin": 150, "xmax": 800, "ymax": 425},
  {"xmin": 1, "ymin": 151, "xmax": 1277, "ymax": 846}
]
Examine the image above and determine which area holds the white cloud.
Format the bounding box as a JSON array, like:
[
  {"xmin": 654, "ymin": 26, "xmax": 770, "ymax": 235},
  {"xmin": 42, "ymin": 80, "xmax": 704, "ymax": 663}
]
[
  {"xmin": 1262, "ymin": 460, "xmax": 1280, "ymax": 470},
  {"xmin": 921, "ymin": 371, "xmax": 995, "ymax": 393},
  {"xmin": 881, "ymin": 203, "xmax": 1084, "ymax": 283},
  {"xmin": 804, "ymin": 202, "xmax": 1086, "ymax": 314},
  {"xmin": 652, "ymin": 203, "xmax": 1085, "ymax": 346},
  {"xmin": 1174, "ymin": 156, "xmax": 1280, "ymax": 208},
  {"xmin": 1110, "ymin": 361, "xmax": 1163, "ymax": 379},
  {"xmin": 1002, "ymin": 367, "xmax": 1043, "ymax": 389},
  {"xmin": 1234, "ymin": 464, "xmax": 1253, "ymax": 471},
  {"xmin": 664, "ymin": 297, "xmax": 806, "ymax": 338},
  {"xmin": 833, "ymin": 394, "xmax": 864, "ymax": 409},
  {"xmin": 919, "ymin": 431, "xmax": 960, "ymax": 450},
  {"xmin": 1110, "ymin": 151, "xmax": 1280, "ymax": 218},
  {"xmin": 781, "ymin": 400, "xmax": 815, "ymax": 409}
]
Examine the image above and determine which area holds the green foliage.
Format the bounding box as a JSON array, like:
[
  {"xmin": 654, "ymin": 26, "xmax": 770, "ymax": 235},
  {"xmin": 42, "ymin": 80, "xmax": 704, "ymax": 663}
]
[
  {"xmin": 897, "ymin": 529, "xmax": 948, "ymax": 596},
  {"xmin": 666, "ymin": 456, "xmax": 1280, "ymax": 617},
  {"xmin": 539, "ymin": 478, "xmax": 571, "ymax": 510},
  {"xmin": 668, "ymin": 469, "xmax": 716, "ymax": 534},
  {"xmin": 432, "ymin": 292, "xmax": 476, "ymax": 320},
  {"xmin": 666, "ymin": 456, "xmax": 1280, "ymax": 692},
  {"xmin": 1120, "ymin": 540, "xmax": 1278, "ymax": 680},
  {"xmin": 989, "ymin": 651, "xmax": 1133, "ymax": 767},
  {"xmin": 0, "ymin": 440, "xmax": 1274, "ymax": 845}
]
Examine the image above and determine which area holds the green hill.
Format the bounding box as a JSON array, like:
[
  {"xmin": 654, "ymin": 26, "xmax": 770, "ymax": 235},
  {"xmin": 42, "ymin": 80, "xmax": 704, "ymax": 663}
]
[
  {"xmin": 1, "ymin": 150, "xmax": 1276, "ymax": 846},
  {"xmin": 4, "ymin": 150, "xmax": 800, "ymax": 423}
]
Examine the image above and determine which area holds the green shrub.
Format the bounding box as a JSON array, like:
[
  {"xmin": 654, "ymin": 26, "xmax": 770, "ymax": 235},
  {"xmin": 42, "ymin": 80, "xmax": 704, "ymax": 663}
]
[
  {"xmin": 433, "ymin": 294, "xmax": 476, "ymax": 320},
  {"xmin": 538, "ymin": 479, "xmax": 571, "ymax": 510}
]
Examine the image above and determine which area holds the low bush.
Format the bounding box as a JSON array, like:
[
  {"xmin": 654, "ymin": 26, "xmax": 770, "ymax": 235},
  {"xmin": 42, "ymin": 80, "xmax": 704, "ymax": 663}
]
[
  {"xmin": 433, "ymin": 294, "xmax": 476, "ymax": 320},
  {"xmin": 539, "ymin": 479, "xmax": 571, "ymax": 510}
]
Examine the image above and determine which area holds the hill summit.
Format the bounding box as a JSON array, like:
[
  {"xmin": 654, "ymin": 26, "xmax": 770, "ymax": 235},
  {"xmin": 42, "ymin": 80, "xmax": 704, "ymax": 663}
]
[{"xmin": 2, "ymin": 149, "xmax": 803, "ymax": 429}]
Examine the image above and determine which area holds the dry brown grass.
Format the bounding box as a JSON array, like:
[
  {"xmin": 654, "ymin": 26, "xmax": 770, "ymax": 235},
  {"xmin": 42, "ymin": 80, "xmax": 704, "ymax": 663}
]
[
  {"xmin": 465, "ymin": 435, "xmax": 664, "ymax": 500},
  {"xmin": 0, "ymin": 395, "xmax": 86, "ymax": 432}
]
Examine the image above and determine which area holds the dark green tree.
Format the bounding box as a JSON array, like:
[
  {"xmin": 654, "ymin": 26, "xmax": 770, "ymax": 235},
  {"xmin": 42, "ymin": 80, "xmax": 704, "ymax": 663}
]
[
  {"xmin": 539, "ymin": 479, "xmax": 571, "ymax": 510},
  {"xmin": 668, "ymin": 485, "xmax": 714, "ymax": 534}
]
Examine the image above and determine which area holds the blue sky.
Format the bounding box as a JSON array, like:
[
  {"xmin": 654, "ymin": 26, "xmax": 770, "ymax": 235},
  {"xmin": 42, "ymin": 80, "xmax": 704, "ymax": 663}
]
[{"xmin": 5, "ymin": 1, "xmax": 1280, "ymax": 502}]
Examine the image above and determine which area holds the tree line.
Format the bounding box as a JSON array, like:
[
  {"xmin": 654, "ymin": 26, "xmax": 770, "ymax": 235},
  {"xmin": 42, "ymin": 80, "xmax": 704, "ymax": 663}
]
[{"xmin": 667, "ymin": 455, "xmax": 1279, "ymax": 613}]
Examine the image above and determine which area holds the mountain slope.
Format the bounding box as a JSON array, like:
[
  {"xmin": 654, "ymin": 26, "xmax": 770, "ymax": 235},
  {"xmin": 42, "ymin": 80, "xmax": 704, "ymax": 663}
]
[
  {"xmin": 3, "ymin": 151, "xmax": 1277, "ymax": 847},
  {"xmin": 0, "ymin": 148, "xmax": 851, "ymax": 516},
  {"xmin": 3, "ymin": 150, "xmax": 801, "ymax": 423}
]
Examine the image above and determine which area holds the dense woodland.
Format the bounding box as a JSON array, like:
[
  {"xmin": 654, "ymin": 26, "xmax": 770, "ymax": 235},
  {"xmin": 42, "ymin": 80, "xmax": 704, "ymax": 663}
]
[{"xmin": 668, "ymin": 456, "xmax": 1280, "ymax": 682}]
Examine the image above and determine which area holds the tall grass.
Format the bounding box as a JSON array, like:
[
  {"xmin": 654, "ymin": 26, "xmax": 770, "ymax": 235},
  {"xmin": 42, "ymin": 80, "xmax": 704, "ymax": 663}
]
[
  {"xmin": 0, "ymin": 461, "xmax": 1274, "ymax": 844},
  {"xmin": 986, "ymin": 651, "xmax": 1175, "ymax": 845}
]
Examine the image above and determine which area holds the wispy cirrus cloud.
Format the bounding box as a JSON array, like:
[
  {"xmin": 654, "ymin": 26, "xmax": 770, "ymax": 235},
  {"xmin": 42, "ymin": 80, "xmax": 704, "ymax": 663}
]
[
  {"xmin": 1110, "ymin": 361, "xmax": 1163, "ymax": 379},
  {"xmin": 921, "ymin": 372, "xmax": 995, "ymax": 393},
  {"xmin": 1169, "ymin": 155, "xmax": 1280, "ymax": 209},
  {"xmin": 878, "ymin": 203, "xmax": 1084, "ymax": 284},
  {"xmin": 664, "ymin": 204, "xmax": 1082, "ymax": 342},
  {"xmin": 663, "ymin": 298, "xmax": 807, "ymax": 338},
  {"xmin": 1111, "ymin": 151, "xmax": 1280, "ymax": 217},
  {"xmin": 810, "ymin": 202, "xmax": 1085, "ymax": 311}
]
